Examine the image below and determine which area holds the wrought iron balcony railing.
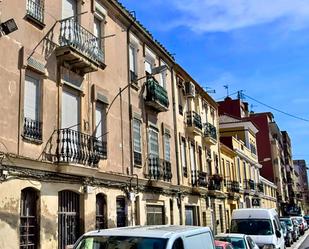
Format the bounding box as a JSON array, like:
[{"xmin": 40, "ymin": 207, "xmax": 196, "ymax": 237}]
[
  {"xmin": 244, "ymin": 179, "xmax": 256, "ymax": 191},
  {"xmin": 208, "ymin": 174, "xmax": 223, "ymax": 191},
  {"xmin": 145, "ymin": 77, "xmax": 169, "ymax": 112},
  {"xmin": 226, "ymin": 180, "xmax": 240, "ymax": 193},
  {"xmin": 204, "ymin": 122, "xmax": 217, "ymax": 140},
  {"xmin": 191, "ymin": 170, "xmax": 208, "ymax": 187},
  {"xmin": 59, "ymin": 17, "xmax": 104, "ymax": 64},
  {"xmin": 148, "ymin": 156, "xmax": 172, "ymax": 182},
  {"xmin": 186, "ymin": 111, "xmax": 202, "ymax": 130},
  {"xmin": 26, "ymin": 0, "xmax": 44, "ymax": 24},
  {"xmin": 23, "ymin": 117, "xmax": 42, "ymax": 141},
  {"xmin": 52, "ymin": 128, "xmax": 106, "ymax": 167}
]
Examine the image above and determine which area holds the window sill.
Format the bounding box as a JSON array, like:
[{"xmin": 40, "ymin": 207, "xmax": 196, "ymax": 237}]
[
  {"xmin": 22, "ymin": 135, "xmax": 43, "ymax": 145},
  {"xmin": 131, "ymin": 81, "xmax": 140, "ymax": 91},
  {"xmin": 134, "ymin": 163, "xmax": 142, "ymax": 168},
  {"xmin": 25, "ymin": 14, "xmax": 45, "ymax": 29}
]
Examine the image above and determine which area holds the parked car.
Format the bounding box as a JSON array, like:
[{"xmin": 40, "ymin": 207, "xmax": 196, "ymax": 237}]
[
  {"xmin": 292, "ymin": 217, "xmax": 305, "ymax": 235},
  {"xmin": 303, "ymin": 215, "xmax": 309, "ymax": 225},
  {"xmin": 72, "ymin": 225, "xmax": 216, "ymax": 249},
  {"xmin": 215, "ymin": 240, "xmax": 234, "ymax": 249},
  {"xmin": 215, "ymin": 233, "xmax": 259, "ymax": 249},
  {"xmin": 280, "ymin": 217, "xmax": 298, "ymax": 242},
  {"xmin": 230, "ymin": 208, "xmax": 285, "ymax": 249},
  {"xmin": 292, "ymin": 218, "xmax": 301, "ymax": 240},
  {"xmin": 280, "ymin": 221, "xmax": 293, "ymax": 246}
]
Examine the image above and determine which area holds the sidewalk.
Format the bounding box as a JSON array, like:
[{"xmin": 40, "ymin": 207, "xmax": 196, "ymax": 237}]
[{"xmin": 290, "ymin": 230, "xmax": 309, "ymax": 249}]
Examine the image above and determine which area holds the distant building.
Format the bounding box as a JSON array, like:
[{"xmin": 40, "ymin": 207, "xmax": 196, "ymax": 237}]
[{"xmin": 294, "ymin": 160, "xmax": 309, "ymax": 214}]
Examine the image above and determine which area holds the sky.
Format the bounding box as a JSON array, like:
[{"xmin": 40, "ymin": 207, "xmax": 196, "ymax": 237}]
[{"xmin": 120, "ymin": 0, "xmax": 309, "ymax": 167}]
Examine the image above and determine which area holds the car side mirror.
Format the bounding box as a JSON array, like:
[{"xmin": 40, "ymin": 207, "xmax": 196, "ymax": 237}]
[{"xmin": 275, "ymin": 230, "xmax": 281, "ymax": 238}]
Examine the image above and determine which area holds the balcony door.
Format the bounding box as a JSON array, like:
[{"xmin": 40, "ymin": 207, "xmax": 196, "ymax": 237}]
[
  {"xmin": 62, "ymin": 89, "xmax": 80, "ymax": 130},
  {"xmin": 62, "ymin": 0, "xmax": 77, "ymax": 19}
]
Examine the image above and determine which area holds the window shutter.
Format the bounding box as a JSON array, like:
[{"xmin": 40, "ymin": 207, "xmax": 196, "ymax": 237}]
[
  {"xmin": 148, "ymin": 129, "xmax": 159, "ymax": 157},
  {"xmin": 62, "ymin": 0, "xmax": 77, "ymax": 19},
  {"xmin": 164, "ymin": 134, "xmax": 170, "ymax": 162},
  {"xmin": 94, "ymin": 17, "xmax": 101, "ymax": 48},
  {"xmin": 145, "ymin": 60, "xmax": 152, "ymax": 74},
  {"xmin": 61, "ymin": 90, "xmax": 80, "ymax": 130},
  {"xmin": 129, "ymin": 46, "xmax": 136, "ymax": 72},
  {"xmin": 133, "ymin": 119, "xmax": 141, "ymax": 153},
  {"xmin": 24, "ymin": 75, "xmax": 40, "ymax": 121}
]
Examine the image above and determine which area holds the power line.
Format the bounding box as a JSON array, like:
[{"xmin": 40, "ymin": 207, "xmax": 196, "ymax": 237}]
[
  {"xmin": 216, "ymin": 91, "xmax": 239, "ymax": 101},
  {"xmin": 244, "ymin": 93, "xmax": 309, "ymax": 122}
]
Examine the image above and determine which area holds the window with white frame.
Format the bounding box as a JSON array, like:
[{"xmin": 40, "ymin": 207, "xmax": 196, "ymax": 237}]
[
  {"xmin": 189, "ymin": 142, "xmax": 196, "ymax": 171},
  {"xmin": 133, "ymin": 118, "xmax": 142, "ymax": 165},
  {"xmin": 23, "ymin": 73, "xmax": 42, "ymax": 141},
  {"xmin": 148, "ymin": 127, "xmax": 159, "ymax": 158},
  {"xmin": 94, "ymin": 17, "xmax": 102, "ymax": 49},
  {"xmin": 145, "ymin": 49, "xmax": 155, "ymax": 75}
]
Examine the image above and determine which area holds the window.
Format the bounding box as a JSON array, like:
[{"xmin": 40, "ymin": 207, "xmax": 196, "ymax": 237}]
[
  {"xmin": 231, "ymin": 219, "xmax": 274, "ymax": 235},
  {"xmin": 172, "ymin": 238, "xmax": 184, "ymax": 249},
  {"xmin": 189, "ymin": 142, "xmax": 196, "ymax": 171},
  {"xmin": 178, "ymin": 85, "xmax": 184, "ymax": 115},
  {"xmin": 62, "ymin": 88, "xmax": 80, "ymax": 130},
  {"xmin": 58, "ymin": 190, "xmax": 80, "ymax": 249},
  {"xmin": 185, "ymin": 206, "xmax": 199, "ymax": 226},
  {"xmin": 198, "ymin": 146, "xmax": 203, "ymax": 171},
  {"xmin": 243, "ymin": 162, "xmax": 247, "ymax": 181},
  {"xmin": 164, "ymin": 133, "xmax": 171, "ymax": 162},
  {"xmin": 62, "ymin": 0, "xmax": 77, "ymax": 19},
  {"xmin": 159, "ymin": 60, "xmax": 167, "ymax": 88},
  {"xmin": 129, "ymin": 44, "xmax": 138, "ymax": 82},
  {"xmin": 147, "ymin": 205, "xmax": 164, "ymax": 225},
  {"xmin": 20, "ymin": 188, "xmax": 39, "ymax": 249},
  {"xmin": 23, "ymin": 74, "xmax": 42, "ymax": 141},
  {"xmin": 116, "ymin": 196, "xmax": 126, "ymax": 227},
  {"xmin": 95, "ymin": 102, "xmax": 107, "ymax": 158},
  {"xmin": 133, "ymin": 119, "xmax": 142, "ymax": 165},
  {"xmin": 219, "ymin": 204, "xmax": 224, "ymax": 233},
  {"xmin": 170, "ymin": 199, "xmax": 174, "ymax": 225},
  {"xmin": 94, "ymin": 17, "xmax": 102, "ymax": 49},
  {"xmin": 181, "ymin": 137, "xmax": 187, "ymax": 177},
  {"xmin": 26, "ymin": 0, "xmax": 44, "ymax": 24},
  {"xmin": 237, "ymin": 158, "xmax": 241, "ymax": 183},
  {"xmin": 148, "ymin": 128, "xmax": 160, "ymax": 179},
  {"xmin": 96, "ymin": 194, "xmax": 107, "ymax": 229},
  {"xmin": 145, "ymin": 59, "xmax": 153, "ymax": 75}
]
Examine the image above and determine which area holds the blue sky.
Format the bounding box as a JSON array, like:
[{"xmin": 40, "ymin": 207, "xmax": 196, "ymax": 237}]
[{"xmin": 121, "ymin": 0, "xmax": 309, "ymax": 166}]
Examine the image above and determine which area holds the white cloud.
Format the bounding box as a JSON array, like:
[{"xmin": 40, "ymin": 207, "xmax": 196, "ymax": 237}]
[{"xmin": 165, "ymin": 0, "xmax": 309, "ymax": 32}]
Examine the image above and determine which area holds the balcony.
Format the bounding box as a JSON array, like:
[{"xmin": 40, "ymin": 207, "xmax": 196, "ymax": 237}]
[
  {"xmin": 186, "ymin": 111, "xmax": 202, "ymax": 135},
  {"xmin": 55, "ymin": 17, "xmax": 105, "ymax": 75},
  {"xmin": 191, "ymin": 170, "xmax": 208, "ymax": 188},
  {"xmin": 258, "ymin": 182, "xmax": 264, "ymax": 193},
  {"xmin": 43, "ymin": 128, "xmax": 106, "ymax": 167},
  {"xmin": 244, "ymin": 179, "xmax": 256, "ymax": 192},
  {"xmin": 203, "ymin": 122, "xmax": 217, "ymax": 145},
  {"xmin": 148, "ymin": 157, "xmax": 172, "ymax": 182},
  {"xmin": 226, "ymin": 181, "xmax": 240, "ymax": 193},
  {"xmin": 22, "ymin": 117, "xmax": 42, "ymax": 142},
  {"xmin": 26, "ymin": 0, "xmax": 44, "ymax": 26},
  {"xmin": 208, "ymin": 174, "xmax": 223, "ymax": 191},
  {"xmin": 144, "ymin": 77, "xmax": 169, "ymax": 112}
]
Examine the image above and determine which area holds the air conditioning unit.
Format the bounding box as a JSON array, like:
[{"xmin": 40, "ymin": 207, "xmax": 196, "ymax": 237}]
[{"xmin": 185, "ymin": 81, "xmax": 195, "ymax": 98}]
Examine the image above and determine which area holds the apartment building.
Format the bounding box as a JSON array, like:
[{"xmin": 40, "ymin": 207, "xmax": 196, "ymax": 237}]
[
  {"xmin": 259, "ymin": 176, "xmax": 277, "ymax": 209},
  {"xmin": 219, "ymin": 114, "xmax": 263, "ymax": 209},
  {"xmin": 173, "ymin": 64, "xmax": 225, "ymax": 234},
  {"xmin": 218, "ymin": 97, "xmax": 290, "ymax": 215},
  {"xmin": 294, "ymin": 160, "xmax": 309, "ymax": 214},
  {"xmin": 0, "ymin": 0, "xmax": 182, "ymax": 248}
]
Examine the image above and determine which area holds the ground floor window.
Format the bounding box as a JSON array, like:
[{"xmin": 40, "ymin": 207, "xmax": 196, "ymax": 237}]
[
  {"xmin": 116, "ymin": 196, "xmax": 126, "ymax": 227},
  {"xmin": 147, "ymin": 205, "xmax": 165, "ymax": 225},
  {"xmin": 185, "ymin": 206, "xmax": 199, "ymax": 226},
  {"xmin": 96, "ymin": 193, "xmax": 107, "ymax": 229},
  {"xmin": 58, "ymin": 190, "xmax": 80, "ymax": 249},
  {"xmin": 20, "ymin": 188, "xmax": 39, "ymax": 249}
]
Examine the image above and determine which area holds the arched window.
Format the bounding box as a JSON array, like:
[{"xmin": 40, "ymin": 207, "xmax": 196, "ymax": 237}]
[
  {"xmin": 58, "ymin": 190, "xmax": 80, "ymax": 249},
  {"xmin": 245, "ymin": 197, "xmax": 251, "ymax": 208},
  {"xmin": 96, "ymin": 193, "xmax": 107, "ymax": 229},
  {"xmin": 20, "ymin": 187, "xmax": 39, "ymax": 249}
]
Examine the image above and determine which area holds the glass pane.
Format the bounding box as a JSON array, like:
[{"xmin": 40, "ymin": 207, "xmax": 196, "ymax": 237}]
[
  {"xmin": 133, "ymin": 119, "xmax": 141, "ymax": 152},
  {"xmin": 164, "ymin": 135, "xmax": 170, "ymax": 162},
  {"xmin": 62, "ymin": 90, "xmax": 80, "ymax": 130},
  {"xmin": 129, "ymin": 45, "xmax": 136, "ymax": 72},
  {"xmin": 24, "ymin": 75, "xmax": 40, "ymax": 121}
]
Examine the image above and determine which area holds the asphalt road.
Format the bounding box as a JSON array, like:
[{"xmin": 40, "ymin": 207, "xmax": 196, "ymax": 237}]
[{"xmin": 293, "ymin": 230, "xmax": 309, "ymax": 249}]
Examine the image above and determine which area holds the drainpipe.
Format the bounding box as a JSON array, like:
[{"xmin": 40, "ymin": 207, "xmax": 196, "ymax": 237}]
[{"xmin": 171, "ymin": 65, "xmax": 182, "ymax": 224}]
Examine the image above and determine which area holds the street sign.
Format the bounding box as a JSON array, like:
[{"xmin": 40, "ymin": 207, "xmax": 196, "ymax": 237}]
[{"xmin": 252, "ymin": 198, "xmax": 260, "ymax": 207}]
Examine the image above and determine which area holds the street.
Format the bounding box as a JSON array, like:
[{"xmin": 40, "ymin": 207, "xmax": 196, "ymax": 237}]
[{"xmin": 291, "ymin": 230, "xmax": 309, "ymax": 249}]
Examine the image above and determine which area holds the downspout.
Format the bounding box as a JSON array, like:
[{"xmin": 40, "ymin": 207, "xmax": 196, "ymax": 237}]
[
  {"xmin": 171, "ymin": 65, "xmax": 182, "ymax": 224},
  {"xmin": 126, "ymin": 21, "xmax": 134, "ymax": 176}
]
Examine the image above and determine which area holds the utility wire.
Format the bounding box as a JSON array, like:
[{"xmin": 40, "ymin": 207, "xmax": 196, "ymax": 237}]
[
  {"xmin": 243, "ymin": 93, "xmax": 309, "ymax": 122},
  {"xmin": 216, "ymin": 91, "xmax": 239, "ymax": 101}
]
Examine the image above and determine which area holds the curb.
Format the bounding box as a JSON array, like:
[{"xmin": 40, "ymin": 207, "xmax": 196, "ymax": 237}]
[{"xmin": 292, "ymin": 230, "xmax": 309, "ymax": 249}]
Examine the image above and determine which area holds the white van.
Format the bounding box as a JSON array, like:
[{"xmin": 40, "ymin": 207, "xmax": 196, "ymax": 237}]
[
  {"xmin": 72, "ymin": 225, "xmax": 215, "ymax": 249},
  {"xmin": 230, "ymin": 208, "xmax": 285, "ymax": 249}
]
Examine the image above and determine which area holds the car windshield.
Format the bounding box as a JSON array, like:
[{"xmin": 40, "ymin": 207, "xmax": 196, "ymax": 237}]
[
  {"xmin": 296, "ymin": 218, "xmax": 303, "ymax": 223},
  {"xmin": 75, "ymin": 236, "xmax": 168, "ymax": 249},
  {"xmin": 280, "ymin": 219, "xmax": 292, "ymax": 226},
  {"xmin": 216, "ymin": 237, "xmax": 245, "ymax": 249},
  {"xmin": 231, "ymin": 219, "xmax": 274, "ymax": 235}
]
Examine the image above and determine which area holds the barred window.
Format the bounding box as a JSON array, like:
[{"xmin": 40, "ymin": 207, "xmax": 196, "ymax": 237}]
[{"xmin": 147, "ymin": 205, "xmax": 164, "ymax": 225}]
